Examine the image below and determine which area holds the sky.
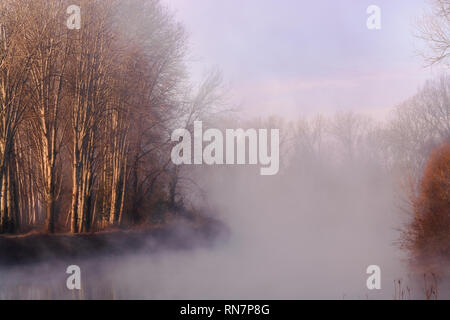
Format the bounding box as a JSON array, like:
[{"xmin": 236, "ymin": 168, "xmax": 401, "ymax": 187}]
[{"xmin": 164, "ymin": 0, "xmax": 443, "ymax": 119}]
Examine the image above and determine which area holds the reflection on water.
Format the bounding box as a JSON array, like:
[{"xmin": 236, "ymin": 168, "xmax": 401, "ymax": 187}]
[
  {"xmin": 0, "ymin": 219, "xmax": 229, "ymax": 300},
  {"xmin": 1, "ymin": 250, "xmax": 449, "ymax": 300},
  {"xmin": 0, "ymin": 259, "xmax": 122, "ymax": 300},
  {"xmin": 0, "ymin": 218, "xmax": 448, "ymax": 300}
]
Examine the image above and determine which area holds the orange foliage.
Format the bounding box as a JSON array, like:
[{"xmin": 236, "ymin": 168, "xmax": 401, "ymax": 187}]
[{"xmin": 407, "ymin": 142, "xmax": 450, "ymax": 260}]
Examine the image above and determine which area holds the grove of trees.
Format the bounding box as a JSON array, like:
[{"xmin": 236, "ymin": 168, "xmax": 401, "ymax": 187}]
[{"xmin": 0, "ymin": 0, "xmax": 221, "ymax": 234}]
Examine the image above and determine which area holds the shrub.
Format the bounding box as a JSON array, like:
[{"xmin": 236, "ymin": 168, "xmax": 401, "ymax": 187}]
[{"xmin": 404, "ymin": 142, "xmax": 450, "ymax": 261}]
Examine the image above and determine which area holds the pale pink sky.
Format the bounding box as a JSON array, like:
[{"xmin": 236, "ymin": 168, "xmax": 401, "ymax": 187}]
[{"xmin": 164, "ymin": 0, "xmax": 444, "ymax": 119}]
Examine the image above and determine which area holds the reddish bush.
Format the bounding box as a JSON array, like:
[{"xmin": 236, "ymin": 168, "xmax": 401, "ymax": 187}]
[{"xmin": 405, "ymin": 142, "xmax": 450, "ymax": 261}]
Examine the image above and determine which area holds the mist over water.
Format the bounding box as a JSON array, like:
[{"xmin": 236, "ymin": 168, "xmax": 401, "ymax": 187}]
[{"xmin": 3, "ymin": 141, "xmax": 440, "ymax": 300}]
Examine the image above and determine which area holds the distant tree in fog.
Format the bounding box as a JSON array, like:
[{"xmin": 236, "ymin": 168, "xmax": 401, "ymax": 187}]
[
  {"xmin": 165, "ymin": 70, "xmax": 224, "ymax": 214},
  {"xmin": 295, "ymin": 116, "xmax": 326, "ymax": 157},
  {"xmin": 387, "ymin": 74, "xmax": 450, "ymax": 177},
  {"xmin": 330, "ymin": 112, "xmax": 373, "ymax": 161}
]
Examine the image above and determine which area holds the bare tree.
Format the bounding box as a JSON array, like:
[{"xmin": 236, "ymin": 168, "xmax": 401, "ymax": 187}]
[
  {"xmin": 416, "ymin": 0, "xmax": 450, "ymax": 66},
  {"xmin": 68, "ymin": 0, "xmax": 118, "ymax": 233},
  {"xmin": 387, "ymin": 74, "xmax": 450, "ymax": 179},
  {"xmin": 0, "ymin": 0, "xmax": 35, "ymax": 232},
  {"xmin": 330, "ymin": 112, "xmax": 373, "ymax": 162},
  {"xmin": 20, "ymin": 0, "xmax": 71, "ymax": 233}
]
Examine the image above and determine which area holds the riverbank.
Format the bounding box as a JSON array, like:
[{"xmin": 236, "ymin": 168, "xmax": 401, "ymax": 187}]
[{"xmin": 0, "ymin": 217, "xmax": 229, "ymax": 267}]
